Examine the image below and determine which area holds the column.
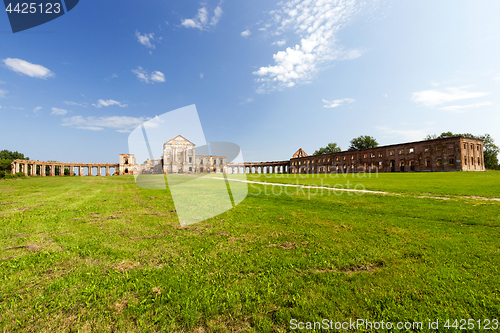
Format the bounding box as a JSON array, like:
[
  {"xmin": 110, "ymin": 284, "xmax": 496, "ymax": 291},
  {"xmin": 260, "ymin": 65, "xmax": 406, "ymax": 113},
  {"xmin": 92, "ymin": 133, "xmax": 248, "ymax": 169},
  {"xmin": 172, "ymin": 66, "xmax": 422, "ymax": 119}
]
[
  {"xmin": 23, "ymin": 163, "xmax": 28, "ymax": 176},
  {"xmin": 106, "ymin": 166, "xmax": 110, "ymax": 176},
  {"xmin": 70, "ymin": 166, "xmax": 74, "ymax": 176},
  {"xmin": 60, "ymin": 165, "xmax": 64, "ymax": 176},
  {"xmin": 15, "ymin": 162, "xmax": 20, "ymax": 174},
  {"xmin": 50, "ymin": 165, "xmax": 55, "ymax": 176},
  {"xmin": 41, "ymin": 164, "xmax": 46, "ymax": 177},
  {"xmin": 79, "ymin": 166, "xmax": 83, "ymax": 176},
  {"xmin": 88, "ymin": 166, "xmax": 93, "ymax": 176}
]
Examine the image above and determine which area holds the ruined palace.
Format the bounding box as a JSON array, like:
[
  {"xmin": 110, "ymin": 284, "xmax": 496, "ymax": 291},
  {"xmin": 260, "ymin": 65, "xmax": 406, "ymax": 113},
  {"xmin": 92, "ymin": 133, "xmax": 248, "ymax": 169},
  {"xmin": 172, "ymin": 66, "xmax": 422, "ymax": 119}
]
[{"xmin": 11, "ymin": 135, "xmax": 485, "ymax": 176}]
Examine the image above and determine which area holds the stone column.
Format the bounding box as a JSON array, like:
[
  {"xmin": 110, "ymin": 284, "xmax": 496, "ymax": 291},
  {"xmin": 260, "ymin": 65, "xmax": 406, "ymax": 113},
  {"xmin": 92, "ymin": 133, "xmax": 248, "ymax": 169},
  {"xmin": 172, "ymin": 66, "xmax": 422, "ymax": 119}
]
[
  {"xmin": 41, "ymin": 164, "xmax": 46, "ymax": 177},
  {"xmin": 60, "ymin": 165, "xmax": 64, "ymax": 176},
  {"xmin": 106, "ymin": 166, "xmax": 110, "ymax": 176},
  {"xmin": 23, "ymin": 164, "xmax": 28, "ymax": 176},
  {"xmin": 15, "ymin": 162, "xmax": 20, "ymax": 174},
  {"xmin": 70, "ymin": 166, "xmax": 74, "ymax": 176},
  {"xmin": 78, "ymin": 166, "xmax": 83, "ymax": 176},
  {"xmin": 50, "ymin": 165, "xmax": 55, "ymax": 176},
  {"xmin": 88, "ymin": 166, "xmax": 93, "ymax": 176}
]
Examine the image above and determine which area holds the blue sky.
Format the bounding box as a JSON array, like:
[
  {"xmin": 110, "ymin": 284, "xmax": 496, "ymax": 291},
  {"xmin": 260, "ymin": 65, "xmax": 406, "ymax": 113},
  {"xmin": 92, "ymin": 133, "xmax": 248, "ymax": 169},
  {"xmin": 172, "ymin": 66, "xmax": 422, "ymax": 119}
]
[{"xmin": 1, "ymin": 0, "xmax": 499, "ymax": 164}]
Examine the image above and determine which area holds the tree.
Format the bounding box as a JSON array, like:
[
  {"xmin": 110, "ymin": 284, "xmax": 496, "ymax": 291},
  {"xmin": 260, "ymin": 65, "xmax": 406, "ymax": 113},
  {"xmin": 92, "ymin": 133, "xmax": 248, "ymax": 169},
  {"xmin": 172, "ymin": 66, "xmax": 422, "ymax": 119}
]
[
  {"xmin": 313, "ymin": 143, "xmax": 342, "ymax": 155},
  {"xmin": 0, "ymin": 150, "xmax": 28, "ymax": 160},
  {"xmin": 348, "ymin": 135, "xmax": 379, "ymax": 151},
  {"xmin": 424, "ymin": 131, "xmax": 499, "ymax": 170}
]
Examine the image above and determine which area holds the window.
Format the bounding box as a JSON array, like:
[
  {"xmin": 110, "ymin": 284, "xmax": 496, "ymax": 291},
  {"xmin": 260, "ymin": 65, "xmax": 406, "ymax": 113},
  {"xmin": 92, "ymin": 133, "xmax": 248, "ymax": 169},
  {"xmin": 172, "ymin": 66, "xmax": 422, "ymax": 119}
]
[
  {"xmin": 336, "ymin": 157, "xmax": 339, "ymax": 162},
  {"xmin": 477, "ymin": 145, "xmax": 480, "ymax": 151},
  {"xmin": 478, "ymin": 157, "xmax": 481, "ymax": 165},
  {"xmin": 371, "ymin": 153, "xmax": 375, "ymax": 158},
  {"xmin": 464, "ymin": 158, "xmax": 467, "ymax": 165},
  {"xmin": 200, "ymin": 167, "xmax": 204, "ymax": 172},
  {"xmin": 213, "ymin": 160, "xmax": 217, "ymax": 165},
  {"xmin": 437, "ymin": 159, "xmax": 442, "ymax": 166},
  {"xmin": 471, "ymin": 144, "xmax": 473, "ymax": 150},
  {"xmin": 200, "ymin": 160, "xmax": 203, "ymax": 165},
  {"xmin": 371, "ymin": 162, "xmax": 375, "ymax": 168},
  {"xmin": 390, "ymin": 150, "xmax": 394, "ymax": 156},
  {"xmin": 363, "ymin": 154, "xmax": 367, "ymax": 158},
  {"xmin": 189, "ymin": 149, "xmax": 193, "ymax": 153},
  {"xmin": 220, "ymin": 159, "xmax": 223, "ymax": 164},
  {"xmin": 436, "ymin": 145, "xmax": 442, "ymax": 151},
  {"xmin": 426, "ymin": 159, "xmax": 431, "ymax": 167},
  {"xmin": 409, "ymin": 148, "xmax": 414, "ymax": 153},
  {"xmin": 378, "ymin": 152, "xmax": 383, "ymax": 157},
  {"xmin": 166, "ymin": 149, "xmax": 171, "ymax": 154},
  {"xmin": 378, "ymin": 161, "xmax": 383, "ymax": 167},
  {"xmin": 189, "ymin": 157, "xmax": 192, "ymax": 163},
  {"xmin": 178, "ymin": 149, "xmax": 183, "ymax": 152},
  {"xmin": 425, "ymin": 146, "xmax": 430, "ymax": 152},
  {"xmin": 449, "ymin": 158, "xmax": 454, "ymax": 165},
  {"xmin": 343, "ymin": 156, "xmax": 346, "ymax": 161},
  {"xmin": 464, "ymin": 143, "xmax": 467, "ymax": 149},
  {"xmin": 399, "ymin": 149, "xmax": 404, "ymax": 155},
  {"xmin": 448, "ymin": 145, "xmax": 454, "ymax": 150},
  {"xmin": 351, "ymin": 155, "xmax": 354, "ymax": 160},
  {"xmin": 189, "ymin": 167, "xmax": 192, "ymax": 171}
]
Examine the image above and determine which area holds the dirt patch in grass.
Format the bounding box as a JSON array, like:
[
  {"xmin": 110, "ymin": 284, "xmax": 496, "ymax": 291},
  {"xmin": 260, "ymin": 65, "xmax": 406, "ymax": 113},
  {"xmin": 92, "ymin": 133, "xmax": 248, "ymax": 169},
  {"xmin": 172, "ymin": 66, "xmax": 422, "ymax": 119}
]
[
  {"xmin": 10, "ymin": 233, "xmax": 30, "ymax": 237},
  {"xmin": 113, "ymin": 260, "xmax": 141, "ymax": 272},
  {"xmin": 89, "ymin": 215, "xmax": 120, "ymax": 222},
  {"xmin": 268, "ymin": 242, "xmax": 297, "ymax": 250}
]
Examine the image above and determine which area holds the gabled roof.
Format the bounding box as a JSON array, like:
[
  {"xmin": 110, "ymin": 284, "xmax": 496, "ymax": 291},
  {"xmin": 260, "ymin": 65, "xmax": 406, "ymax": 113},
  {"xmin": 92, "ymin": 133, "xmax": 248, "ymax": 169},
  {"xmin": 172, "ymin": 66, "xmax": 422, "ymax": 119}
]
[
  {"xmin": 164, "ymin": 135, "xmax": 195, "ymax": 146},
  {"xmin": 292, "ymin": 148, "xmax": 308, "ymax": 158}
]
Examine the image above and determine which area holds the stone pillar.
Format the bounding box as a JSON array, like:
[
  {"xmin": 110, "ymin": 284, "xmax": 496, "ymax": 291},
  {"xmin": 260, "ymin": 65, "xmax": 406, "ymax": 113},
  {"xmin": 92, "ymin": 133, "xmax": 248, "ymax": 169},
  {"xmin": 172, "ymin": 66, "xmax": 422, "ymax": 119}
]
[
  {"xmin": 106, "ymin": 166, "xmax": 110, "ymax": 176},
  {"xmin": 88, "ymin": 166, "xmax": 93, "ymax": 176},
  {"xmin": 23, "ymin": 163, "xmax": 28, "ymax": 176},
  {"xmin": 15, "ymin": 162, "xmax": 20, "ymax": 174},
  {"xmin": 50, "ymin": 165, "xmax": 55, "ymax": 176},
  {"xmin": 70, "ymin": 167, "xmax": 74, "ymax": 176},
  {"xmin": 60, "ymin": 165, "xmax": 64, "ymax": 176},
  {"xmin": 41, "ymin": 164, "xmax": 46, "ymax": 177},
  {"xmin": 79, "ymin": 166, "xmax": 83, "ymax": 176}
]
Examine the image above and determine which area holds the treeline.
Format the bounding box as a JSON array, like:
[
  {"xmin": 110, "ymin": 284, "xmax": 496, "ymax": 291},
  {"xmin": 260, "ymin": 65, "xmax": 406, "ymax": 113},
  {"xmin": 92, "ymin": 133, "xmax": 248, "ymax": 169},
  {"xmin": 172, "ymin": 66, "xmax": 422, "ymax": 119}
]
[
  {"xmin": 0, "ymin": 150, "xmax": 28, "ymax": 179},
  {"xmin": 313, "ymin": 133, "xmax": 500, "ymax": 170}
]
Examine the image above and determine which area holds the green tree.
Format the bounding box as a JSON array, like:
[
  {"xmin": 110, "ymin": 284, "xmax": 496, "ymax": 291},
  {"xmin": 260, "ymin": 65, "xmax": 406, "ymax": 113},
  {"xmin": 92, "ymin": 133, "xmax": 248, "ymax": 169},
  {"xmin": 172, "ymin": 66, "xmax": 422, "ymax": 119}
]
[
  {"xmin": 313, "ymin": 143, "xmax": 342, "ymax": 155},
  {"xmin": 425, "ymin": 132, "xmax": 499, "ymax": 170},
  {"xmin": 0, "ymin": 150, "xmax": 28, "ymax": 160},
  {"xmin": 348, "ymin": 135, "xmax": 379, "ymax": 151}
]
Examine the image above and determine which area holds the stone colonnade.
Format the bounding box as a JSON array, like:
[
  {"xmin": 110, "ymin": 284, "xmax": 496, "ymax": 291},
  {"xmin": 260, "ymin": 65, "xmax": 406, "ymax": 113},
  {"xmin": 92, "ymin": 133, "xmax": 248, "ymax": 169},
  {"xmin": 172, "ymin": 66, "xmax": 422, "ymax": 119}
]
[
  {"xmin": 226, "ymin": 162, "xmax": 289, "ymax": 174},
  {"xmin": 11, "ymin": 160, "xmax": 119, "ymax": 177}
]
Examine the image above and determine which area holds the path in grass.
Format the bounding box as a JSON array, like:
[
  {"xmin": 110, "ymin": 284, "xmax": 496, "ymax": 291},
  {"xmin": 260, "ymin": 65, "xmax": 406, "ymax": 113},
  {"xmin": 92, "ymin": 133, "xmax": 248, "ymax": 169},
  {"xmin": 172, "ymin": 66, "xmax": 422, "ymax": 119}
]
[{"xmin": 218, "ymin": 177, "xmax": 500, "ymax": 202}]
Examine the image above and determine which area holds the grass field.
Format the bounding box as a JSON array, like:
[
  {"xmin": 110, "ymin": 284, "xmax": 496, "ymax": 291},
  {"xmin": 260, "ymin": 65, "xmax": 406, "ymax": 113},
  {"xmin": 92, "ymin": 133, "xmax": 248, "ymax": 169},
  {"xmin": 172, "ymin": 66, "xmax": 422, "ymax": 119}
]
[{"xmin": 1, "ymin": 172, "xmax": 499, "ymax": 332}]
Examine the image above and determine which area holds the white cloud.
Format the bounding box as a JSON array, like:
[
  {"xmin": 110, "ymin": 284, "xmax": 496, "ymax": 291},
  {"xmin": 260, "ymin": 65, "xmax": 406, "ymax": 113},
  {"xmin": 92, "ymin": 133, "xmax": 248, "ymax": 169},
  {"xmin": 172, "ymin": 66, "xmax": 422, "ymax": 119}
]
[
  {"xmin": 439, "ymin": 102, "xmax": 492, "ymax": 113},
  {"xmin": 181, "ymin": 4, "xmax": 223, "ymax": 30},
  {"xmin": 2, "ymin": 58, "xmax": 54, "ymax": 79},
  {"xmin": 11, "ymin": 107, "xmax": 24, "ymax": 110},
  {"xmin": 104, "ymin": 73, "xmax": 118, "ymax": 81},
  {"xmin": 322, "ymin": 98, "xmax": 355, "ymax": 108},
  {"xmin": 492, "ymin": 76, "xmax": 500, "ymax": 82},
  {"xmin": 0, "ymin": 89, "xmax": 6, "ymax": 98},
  {"xmin": 240, "ymin": 97, "xmax": 254, "ymax": 105},
  {"xmin": 33, "ymin": 106, "xmax": 42, "ymax": 113},
  {"xmin": 92, "ymin": 99, "xmax": 128, "ymax": 108},
  {"xmin": 51, "ymin": 107, "xmax": 67, "ymax": 115},
  {"xmin": 200, "ymin": 73, "xmax": 204, "ymax": 79},
  {"xmin": 410, "ymin": 87, "xmax": 489, "ymax": 107},
  {"xmin": 135, "ymin": 31, "xmax": 156, "ymax": 49},
  {"xmin": 241, "ymin": 29, "xmax": 251, "ymax": 37},
  {"xmin": 273, "ymin": 40, "xmax": 286, "ymax": 46},
  {"xmin": 62, "ymin": 115, "xmax": 150, "ymax": 133},
  {"xmin": 376, "ymin": 126, "xmax": 428, "ymax": 142},
  {"xmin": 63, "ymin": 101, "xmax": 87, "ymax": 107},
  {"xmin": 254, "ymin": 0, "xmax": 373, "ymax": 93},
  {"xmin": 132, "ymin": 67, "xmax": 165, "ymax": 84}
]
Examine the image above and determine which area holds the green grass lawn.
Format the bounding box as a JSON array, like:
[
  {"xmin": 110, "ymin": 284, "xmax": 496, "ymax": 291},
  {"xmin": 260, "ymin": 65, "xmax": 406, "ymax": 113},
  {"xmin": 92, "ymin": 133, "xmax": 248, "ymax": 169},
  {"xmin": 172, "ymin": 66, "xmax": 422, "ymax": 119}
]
[{"xmin": 1, "ymin": 172, "xmax": 499, "ymax": 332}]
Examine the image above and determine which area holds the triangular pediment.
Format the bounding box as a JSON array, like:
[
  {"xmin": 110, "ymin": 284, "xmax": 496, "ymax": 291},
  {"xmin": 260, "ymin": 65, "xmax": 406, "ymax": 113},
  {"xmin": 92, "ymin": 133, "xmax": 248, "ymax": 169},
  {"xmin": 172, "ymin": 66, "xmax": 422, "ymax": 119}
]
[
  {"xmin": 165, "ymin": 135, "xmax": 195, "ymax": 146},
  {"xmin": 293, "ymin": 148, "xmax": 308, "ymax": 158}
]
